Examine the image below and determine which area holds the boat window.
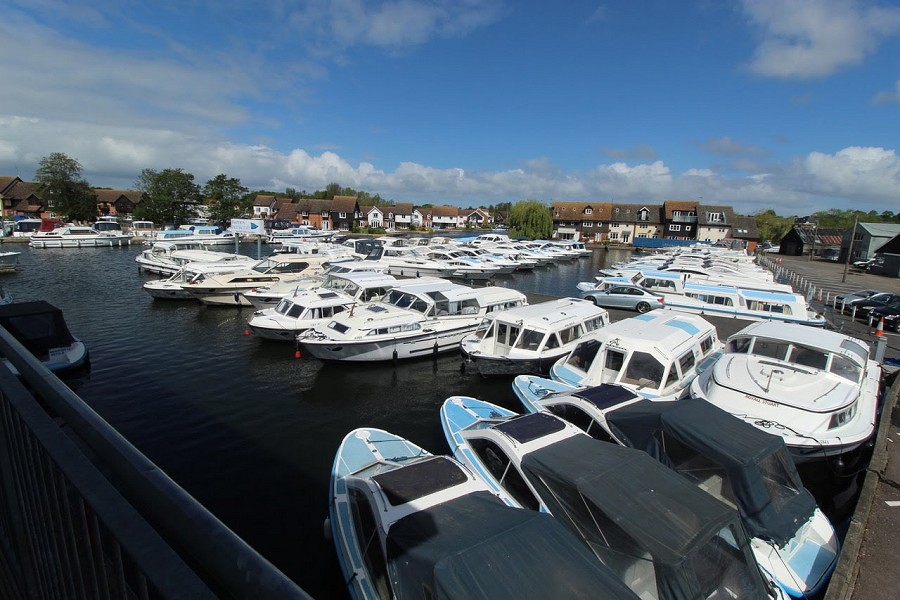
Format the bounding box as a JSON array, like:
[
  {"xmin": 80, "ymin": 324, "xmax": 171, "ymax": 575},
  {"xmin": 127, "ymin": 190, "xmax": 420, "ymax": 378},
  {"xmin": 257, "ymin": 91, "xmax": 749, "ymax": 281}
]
[
  {"xmin": 274, "ymin": 298, "xmax": 292, "ymax": 314},
  {"xmin": 583, "ymin": 316, "xmax": 606, "ymax": 332},
  {"xmin": 547, "ymin": 404, "xmax": 617, "ymax": 444},
  {"xmin": 690, "ymin": 525, "xmax": 760, "ymax": 600},
  {"xmin": 660, "ymin": 431, "xmax": 737, "ymax": 507},
  {"xmin": 347, "ymin": 488, "xmax": 392, "ymax": 599},
  {"xmin": 408, "ymin": 298, "xmax": 429, "ymax": 314},
  {"xmin": 459, "ymin": 299, "xmax": 480, "ymax": 315},
  {"xmin": 620, "ymin": 351, "xmax": 665, "ymax": 390},
  {"xmin": 469, "ymin": 439, "xmax": 541, "ymax": 511},
  {"xmin": 515, "ymin": 328, "xmax": 545, "ymax": 351},
  {"xmin": 839, "ymin": 340, "xmax": 869, "ymax": 362},
  {"xmin": 829, "ymin": 355, "xmax": 862, "ymax": 382},
  {"xmin": 289, "ymin": 304, "xmax": 305, "ymax": 318},
  {"xmin": 558, "ymin": 326, "xmax": 579, "ymax": 345},
  {"xmin": 728, "ymin": 337, "xmax": 751, "ymax": 353},
  {"xmin": 544, "ymin": 334, "xmax": 560, "ymax": 350},
  {"xmin": 664, "ymin": 363, "xmax": 680, "ymax": 389},
  {"xmin": 604, "ymin": 349, "xmax": 625, "ymax": 374},
  {"xmin": 751, "ymin": 338, "xmax": 789, "ymax": 361},
  {"xmin": 566, "ymin": 339, "xmax": 602, "ymax": 371},
  {"xmin": 678, "ymin": 350, "xmax": 696, "ymax": 375},
  {"xmin": 757, "ymin": 452, "xmax": 804, "ymax": 511},
  {"xmin": 788, "ymin": 346, "xmax": 828, "ymax": 370},
  {"xmin": 699, "ymin": 335, "xmax": 715, "ymax": 355},
  {"xmin": 328, "ymin": 321, "xmax": 350, "ymax": 334},
  {"xmin": 829, "ymin": 402, "xmax": 858, "ymax": 430}
]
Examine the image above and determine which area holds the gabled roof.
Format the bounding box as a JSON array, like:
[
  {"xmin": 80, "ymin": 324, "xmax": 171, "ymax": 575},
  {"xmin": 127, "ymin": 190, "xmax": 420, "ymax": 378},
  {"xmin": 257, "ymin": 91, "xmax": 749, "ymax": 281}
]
[
  {"xmin": 663, "ymin": 199, "xmax": 698, "ymax": 218},
  {"xmin": 432, "ymin": 205, "xmax": 460, "ymax": 218},
  {"xmin": 858, "ymin": 222, "xmax": 900, "ymax": 238},
  {"xmin": 94, "ymin": 189, "xmax": 142, "ymax": 204},
  {"xmin": 729, "ymin": 216, "xmax": 759, "ymax": 240},
  {"xmin": 275, "ymin": 203, "xmax": 301, "ymax": 221},
  {"xmin": 0, "ymin": 176, "xmax": 22, "ymax": 195},
  {"xmin": 392, "ymin": 202, "xmax": 414, "ymax": 216},
  {"xmin": 2, "ymin": 179, "xmax": 39, "ymax": 202},
  {"xmin": 253, "ymin": 194, "xmax": 278, "ymax": 207},
  {"xmin": 362, "ymin": 205, "xmax": 382, "ymax": 216},
  {"xmin": 697, "ymin": 205, "xmax": 735, "ymax": 226},
  {"xmin": 551, "ymin": 202, "xmax": 612, "ymax": 222},
  {"xmin": 273, "ymin": 197, "xmax": 295, "ymax": 213},
  {"xmin": 294, "ymin": 198, "xmax": 332, "ymax": 213},
  {"xmin": 330, "ymin": 195, "xmax": 358, "ymax": 212},
  {"xmin": 874, "ymin": 233, "xmax": 900, "ymax": 255},
  {"xmin": 610, "ymin": 203, "xmax": 663, "ymax": 224},
  {"xmin": 791, "ymin": 225, "xmax": 845, "ymax": 246}
]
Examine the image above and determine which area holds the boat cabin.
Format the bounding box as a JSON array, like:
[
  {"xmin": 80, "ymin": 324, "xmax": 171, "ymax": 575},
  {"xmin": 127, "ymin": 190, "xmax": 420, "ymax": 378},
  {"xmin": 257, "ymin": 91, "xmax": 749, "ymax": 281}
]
[{"xmin": 550, "ymin": 311, "xmax": 721, "ymax": 400}]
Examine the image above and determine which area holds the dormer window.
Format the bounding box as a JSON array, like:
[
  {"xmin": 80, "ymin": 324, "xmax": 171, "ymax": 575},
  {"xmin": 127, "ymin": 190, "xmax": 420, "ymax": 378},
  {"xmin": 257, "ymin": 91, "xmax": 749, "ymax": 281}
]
[
  {"xmin": 638, "ymin": 208, "xmax": 649, "ymax": 222},
  {"xmin": 584, "ymin": 207, "xmax": 593, "ymax": 215}
]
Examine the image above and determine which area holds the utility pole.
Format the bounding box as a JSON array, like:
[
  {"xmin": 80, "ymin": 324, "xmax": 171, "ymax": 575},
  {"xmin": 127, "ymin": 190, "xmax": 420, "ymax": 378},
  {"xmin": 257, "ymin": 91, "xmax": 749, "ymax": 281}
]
[{"xmin": 842, "ymin": 214, "xmax": 858, "ymax": 283}]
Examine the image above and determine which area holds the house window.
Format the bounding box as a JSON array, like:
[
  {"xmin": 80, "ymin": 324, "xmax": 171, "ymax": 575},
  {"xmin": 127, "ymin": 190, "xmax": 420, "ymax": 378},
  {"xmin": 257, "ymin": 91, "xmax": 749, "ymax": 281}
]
[
  {"xmin": 707, "ymin": 212, "xmax": 721, "ymax": 222},
  {"xmin": 670, "ymin": 224, "xmax": 681, "ymax": 232},
  {"xmin": 582, "ymin": 221, "xmax": 593, "ymax": 228},
  {"xmin": 302, "ymin": 211, "xmax": 309, "ymax": 217},
  {"xmin": 685, "ymin": 225, "xmax": 691, "ymax": 231},
  {"xmin": 638, "ymin": 208, "xmax": 649, "ymax": 222},
  {"xmin": 321, "ymin": 211, "xmax": 328, "ymax": 216},
  {"xmin": 584, "ymin": 208, "xmax": 593, "ymax": 215},
  {"xmin": 339, "ymin": 212, "xmax": 347, "ymax": 218}
]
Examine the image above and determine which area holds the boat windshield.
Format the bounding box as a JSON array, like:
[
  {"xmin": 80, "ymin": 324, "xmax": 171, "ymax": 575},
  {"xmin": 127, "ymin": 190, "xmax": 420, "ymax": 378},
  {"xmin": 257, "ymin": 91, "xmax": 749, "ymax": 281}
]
[
  {"xmin": 514, "ymin": 328, "xmax": 545, "ymax": 351},
  {"xmin": 829, "ymin": 355, "xmax": 862, "ymax": 382},
  {"xmin": 274, "ymin": 300, "xmax": 304, "ymax": 318},
  {"xmin": 689, "ymin": 524, "xmax": 762, "ymax": 600},
  {"xmin": 620, "ymin": 351, "xmax": 666, "ymax": 391}
]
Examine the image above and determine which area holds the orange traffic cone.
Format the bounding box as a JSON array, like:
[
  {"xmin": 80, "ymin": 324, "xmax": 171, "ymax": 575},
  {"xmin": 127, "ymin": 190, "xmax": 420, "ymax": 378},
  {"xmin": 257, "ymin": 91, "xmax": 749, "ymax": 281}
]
[{"xmin": 874, "ymin": 317, "xmax": 884, "ymax": 337}]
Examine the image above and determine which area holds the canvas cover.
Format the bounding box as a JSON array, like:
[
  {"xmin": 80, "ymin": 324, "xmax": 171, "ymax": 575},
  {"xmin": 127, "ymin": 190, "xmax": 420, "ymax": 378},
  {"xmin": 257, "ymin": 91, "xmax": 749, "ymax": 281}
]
[
  {"xmin": 606, "ymin": 398, "xmax": 817, "ymax": 546},
  {"xmin": 385, "ymin": 491, "xmax": 637, "ymax": 599},
  {"xmin": 0, "ymin": 301, "xmax": 76, "ymax": 359},
  {"xmin": 520, "ymin": 435, "xmax": 767, "ymax": 600}
]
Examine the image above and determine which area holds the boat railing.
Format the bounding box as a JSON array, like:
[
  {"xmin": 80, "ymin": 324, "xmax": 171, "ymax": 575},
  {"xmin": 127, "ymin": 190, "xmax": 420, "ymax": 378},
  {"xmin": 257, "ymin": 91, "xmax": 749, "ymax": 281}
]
[{"xmin": 0, "ymin": 326, "xmax": 312, "ymax": 599}]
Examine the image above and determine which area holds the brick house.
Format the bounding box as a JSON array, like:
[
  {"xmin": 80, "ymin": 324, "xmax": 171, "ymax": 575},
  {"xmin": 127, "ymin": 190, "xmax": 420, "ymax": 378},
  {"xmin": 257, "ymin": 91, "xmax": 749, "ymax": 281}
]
[
  {"xmin": 551, "ymin": 202, "xmax": 612, "ymax": 242},
  {"xmin": 95, "ymin": 190, "xmax": 143, "ymax": 218},
  {"xmin": 663, "ymin": 200, "xmax": 699, "ymax": 240}
]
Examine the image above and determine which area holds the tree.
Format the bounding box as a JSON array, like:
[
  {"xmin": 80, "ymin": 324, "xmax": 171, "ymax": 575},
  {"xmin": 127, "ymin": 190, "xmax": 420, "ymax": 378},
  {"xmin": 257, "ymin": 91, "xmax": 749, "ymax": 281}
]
[
  {"xmin": 507, "ymin": 200, "xmax": 552, "ymax": 239},
  {"xmin": 754, "ymin": 209, "xmax": 792, "ymax": 243},
  {"xmin": 133, "ymin": 168, "xmax": 201, "ymax": 226},
  {"xmin": 204, "ymin": 174, "xmax": 249, "ymax": 225},
  {"xmin": 34, "ymin": 153, "xmax": 98, "ymax": 222}
]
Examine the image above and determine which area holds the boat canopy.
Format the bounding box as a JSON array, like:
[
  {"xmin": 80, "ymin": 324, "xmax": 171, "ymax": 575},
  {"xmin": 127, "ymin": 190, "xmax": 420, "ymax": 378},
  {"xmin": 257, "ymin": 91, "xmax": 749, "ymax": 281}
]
[
  {"xmin": 0, "ymin": 301, "xmax": 77, "ymax": 359},
  {"xmin": 385, "ymin": 491, "xmax": 638, "ymax": 600},
  {"xmin": 604, "ymin": 398, "xmax": 817, "ymax": 546},
  {"xmin": 520, "ymin": 435, "xmax": 768, "ymax": 600}
]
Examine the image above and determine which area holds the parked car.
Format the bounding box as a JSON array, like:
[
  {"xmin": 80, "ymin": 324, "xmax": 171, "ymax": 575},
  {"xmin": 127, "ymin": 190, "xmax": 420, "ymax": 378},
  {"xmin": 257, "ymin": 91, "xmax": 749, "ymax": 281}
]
[
  {"xmin": 760, "ymin": 241, "xmax": 780, "ymax": 253},
  {"xmin": 821, "ymin": 248, "xmax": 840, "ymax": 261},
  {"xmin": 835, "ymin": 289, "xmax": 883, "ymax": 305},
  {"xmin": 844, "ymin": 292, "xmax": 900, "ymax": 319},
  {"xmin": 869, "ymin": 302, "xmax": 900, "ymax": 332},
  {"xmin": 853, "ymin": 258, "xmax": 876, "ymax": 271},
  {"xmin": 580, "ymin": 284, "xmax": 664, "ymax": 313}
]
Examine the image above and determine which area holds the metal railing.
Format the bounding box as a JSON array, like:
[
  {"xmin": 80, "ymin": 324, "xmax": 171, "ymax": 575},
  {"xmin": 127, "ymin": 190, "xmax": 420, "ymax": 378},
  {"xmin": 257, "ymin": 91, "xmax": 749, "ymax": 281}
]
[{"xmin": 0, "ymin": 327, "xmax": 313, "ymax": 600}]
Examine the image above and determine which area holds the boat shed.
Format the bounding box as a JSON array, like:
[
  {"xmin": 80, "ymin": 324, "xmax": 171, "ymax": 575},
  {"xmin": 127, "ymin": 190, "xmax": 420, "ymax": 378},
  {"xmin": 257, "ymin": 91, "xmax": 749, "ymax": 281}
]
[
  {"xmin": 842, "ymin": 222, "xmax": 900, "ymax": 264},
  {"xmin": 777, "ymin": 225, "xmax": 845, "ymax": 257},
  {"xmin": 872, "ymin": 233, "xmax": 900, "ymax": 278}
]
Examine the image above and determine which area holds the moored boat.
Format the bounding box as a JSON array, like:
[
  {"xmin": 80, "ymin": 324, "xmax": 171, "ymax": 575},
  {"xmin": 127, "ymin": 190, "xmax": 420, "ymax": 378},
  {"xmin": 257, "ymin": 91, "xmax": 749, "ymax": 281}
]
[
  {"xmin": 29, "ymin": 223, "xmax": 133, "ymax": 248},
  {"xmin": 0, "ymin": 301, "xmax": 89, "ymax": 374},
  {"xmin": 460, "ymin": 297, "xmax": 610, "ymax": 376},
  {"xmin": 690, "ymin": 321, "xmax": 881, "ymax": 466}
]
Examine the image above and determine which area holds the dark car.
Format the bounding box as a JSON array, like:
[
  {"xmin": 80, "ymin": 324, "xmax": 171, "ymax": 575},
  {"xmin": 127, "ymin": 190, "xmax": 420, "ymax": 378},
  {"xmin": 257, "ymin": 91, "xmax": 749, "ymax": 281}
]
[
  {"xmin": 869, "ymin": 302, "xmax": 900, "ymax": 332},
  {"xmin": 580, "ymin": 284, "xmax": 665, "ymax": 313},
  {"xmin": 845, "ymin": 292, "xmax": 900, "ymax": 319},
  {"xmin": 835, "ymin": 289, "xmax": 883, "ymax": 306}
]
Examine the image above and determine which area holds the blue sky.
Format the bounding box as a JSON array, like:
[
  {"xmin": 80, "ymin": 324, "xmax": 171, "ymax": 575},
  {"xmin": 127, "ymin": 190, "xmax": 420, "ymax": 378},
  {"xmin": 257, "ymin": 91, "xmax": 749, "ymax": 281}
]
[{"xmin": 1, "ymin": 0, "xmax": 899, "ymax": 215}]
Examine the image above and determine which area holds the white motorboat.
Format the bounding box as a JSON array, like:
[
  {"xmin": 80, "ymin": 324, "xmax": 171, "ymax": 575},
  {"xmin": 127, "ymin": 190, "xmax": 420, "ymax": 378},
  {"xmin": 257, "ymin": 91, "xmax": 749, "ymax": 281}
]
[
  {"xmin": 0, "ymin": 301, "xmax": 90, "ymax": 374},
  {"xmin": 247, "ymin": 272, "xmax": 399, "ymax": 341},
  {"xmin": 183, "ymin": 254, "xmax": 334, "ymax": 306},
  {"xmin": 690, "ymin": 321, "xmax": 881, "ymax": 465},
  {"xmin": 143, "ymin": 263, "xmax": 261, "ymax": 300},
  {"xmin": 134, "ymin": 240, "xmax": 257, "ymax": 276},
  {"xmin": 149, "ymin": 225, "xmax": 238, "ymax": 247},
  {"xmin": 460, "ymin": 297, "xmax": 610, "ymax": 376},
  {"xmin": 298, "ymin": 279, "xmax": 527, "ymax": 362},
  {"xmin": 514, "ymin": 311, "xmax": 722, "ymax": 406},
  {"xmin": 458, "ymin": 246, "xmax": 536, "ymax": 271},
  {"xmin": 439, "ymin": 396, "xmax": 780, "ymax": 600},
  {"xmin": 328, "ymin": 427, "xmax": 636, "ymax": 600},
  {"xmin": 377, "ymin": 246, "xmax": 458, "ymax": 278},
  {"xmin": 266, "ymin": 225, "xmax": 333, "ymax": 244},
  {"xmin": 29, "ymin": 224, "xmax": 133, "ymax": 248},
  {"xmin": 517, "ymin": 387, "xmax": 839, "ymax": 598},
  {"xmin": 423, "ymin": 247, "xmax": 504, "ymax": 280},
  {"xmin": 578, "ymin": 268, "xmax": 792, "ymax": 294}
]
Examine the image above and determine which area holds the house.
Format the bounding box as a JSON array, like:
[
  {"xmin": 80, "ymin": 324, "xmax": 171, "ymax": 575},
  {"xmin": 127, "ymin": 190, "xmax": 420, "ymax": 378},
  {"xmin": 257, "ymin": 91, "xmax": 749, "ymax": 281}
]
[
  {"xmin": 252, "ymin": 194, "xmax": 279, "ymax": 219},
  {"xmin": 608, "ymin": 204, "xmax": 663, "ymax": 244},
  {"xmin": 389, "ymin": 203, "xmax": 416, "ymax": 230},
  {"xmin": 872, "ymin": 233, "xmax": 900, "ymax": 278},
  {"xmin": 840, "ymin": 222, "xmax": 900, "ymax": 264},
  {"xmin": 551, "ymin": 202, "xmax": 612, "ymax": 242},
  {"xmin": 464, "ymin": 208, "xmax": 492, "ymax": 228},
  {"xmin": 431, "ymin": 205, "xmax": 460, "ymax": 230},
  {"xmin": 328, "ymin": 196, "xmax": 360, "ymax": 231},
  {"xmin": 95, "ymin": 190, "xmax": 143, "ymax": 218},
  {"xmin": 696, "ymin": 205, "xmax": 736, "ymax": 244},
  {"xmin": 663, "ymin": 200, "xmax": 699, "ymax": 240},
  {"xmin": 361, "ymin": 205, "xmax": 384, "ymax": 229},
  {"xmin": 0, "ymin": 176, "xmax": 43, "ymax": 219},
  {"xmin": 292, "ymin": 199, "xmax": 331, "ymax": 230},
  {"xmin": 778, "ymin": 224, "xmax": 845, "ymax": 256},
  {"xmin": 728, "ymin": 216, "xmax": 760, "ymax": 252}
]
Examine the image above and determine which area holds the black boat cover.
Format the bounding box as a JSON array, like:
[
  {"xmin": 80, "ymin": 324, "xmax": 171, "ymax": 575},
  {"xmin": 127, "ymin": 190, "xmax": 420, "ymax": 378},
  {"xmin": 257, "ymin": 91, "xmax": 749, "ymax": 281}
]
[
  {"xmin": 521, "ymin": 435, "xmax": 767, "ymax": 600},
  {"xmin": 385, "ymin": 491, "xmax": 638, "ymax": 599},
  {"xmin": 0, "ymin": 301, "xmax": 76, "ymax": 359},
  {"xmin": 605, "ymin": 398, "xmax": 817, "ymax": 546}
]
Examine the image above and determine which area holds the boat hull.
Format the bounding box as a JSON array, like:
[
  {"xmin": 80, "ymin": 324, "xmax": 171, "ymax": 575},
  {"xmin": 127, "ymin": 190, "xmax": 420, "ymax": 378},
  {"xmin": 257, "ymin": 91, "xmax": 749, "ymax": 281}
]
[{"xmin": 301, "ymin": 324, "xmax": 474, "ymax": 362}]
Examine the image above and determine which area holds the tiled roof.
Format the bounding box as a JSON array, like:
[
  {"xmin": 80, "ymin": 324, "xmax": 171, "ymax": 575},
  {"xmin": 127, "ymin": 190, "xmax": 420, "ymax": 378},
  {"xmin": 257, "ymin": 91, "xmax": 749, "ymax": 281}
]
[
  {"xmin": 663, "ymin": 200, "xmax": 698, "ymax": 218},
  {"xmin": 697, "ymin": 205, "xmax": 735, "ymax": 226},
  {"xmin": 0, "ymin": 176, "xmax": 20, "ymax": 194},
  {"xmin": 2, "ymin": 180, "xmax": 39, "ymax": 201},
  {"xmin": 393, "ymin": 202, "xmax": 414, "ymax": 216},
  {"xmin": 858, "ymin": 223, "xmax": 900, "ymax": 238},
  {"xmin": 94, "ymin": 189, "xmax": 142, "ymax": 204},
  {"xmin": 729, "ymin": 216, "xmax": 759, "ymax": 239},
  {"xmin": 253, "ymin": 194, "xmax": 277, "ymax": 206},
  {"xmin": 551, "ymin": 202, "xmax": 611, "ymax": 221},
  {"xmin": 331, "ymin": 195, "xmax": 358, "ymax": 212},
  {"xmin": 432, "ymin": 205, "xmax": 459, "ymax": 217},
  {"xmin": 610, "ymin": 204, "xmax": 662, "ymax": 224},
  {"xmin": 792, "ymin": 225, "xmax": 845, "ymax": 246}
]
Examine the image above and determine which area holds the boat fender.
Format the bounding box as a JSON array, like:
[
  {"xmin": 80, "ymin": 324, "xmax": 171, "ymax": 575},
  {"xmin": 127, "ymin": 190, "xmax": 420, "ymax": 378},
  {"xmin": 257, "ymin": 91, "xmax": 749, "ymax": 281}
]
[
  {"xmin": 323, "ymin": 517, "xmax": 332, "ymax": 541},
  {"xmin": 433, "ymin": 340, "xmax": 439, "ymax": 358},
  {"xmin": 392, "ymin": 349, "xmax": 398, "ymax": 365}
]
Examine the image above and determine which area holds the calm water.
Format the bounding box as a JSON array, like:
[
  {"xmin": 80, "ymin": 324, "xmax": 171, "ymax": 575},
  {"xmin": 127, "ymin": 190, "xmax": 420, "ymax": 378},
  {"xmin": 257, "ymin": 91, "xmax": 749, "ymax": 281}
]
[{"xmin": 3, "ymin": 241, "xmax": 632, "ymax": 598}]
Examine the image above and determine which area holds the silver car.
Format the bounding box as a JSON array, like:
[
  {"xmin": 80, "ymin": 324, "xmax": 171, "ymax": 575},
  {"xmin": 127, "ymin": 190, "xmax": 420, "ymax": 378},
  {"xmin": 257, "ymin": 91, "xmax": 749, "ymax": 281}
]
[{"xmin": 580, "ymin": 284, "xmax": 665, "ymax": 313}]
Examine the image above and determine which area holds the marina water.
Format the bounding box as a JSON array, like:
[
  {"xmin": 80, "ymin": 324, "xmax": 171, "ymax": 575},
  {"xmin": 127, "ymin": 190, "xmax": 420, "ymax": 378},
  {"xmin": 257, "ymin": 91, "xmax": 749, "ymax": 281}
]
[{"xmin": 4, "ymin": 242, "xmax": 862, "ymax": 599}]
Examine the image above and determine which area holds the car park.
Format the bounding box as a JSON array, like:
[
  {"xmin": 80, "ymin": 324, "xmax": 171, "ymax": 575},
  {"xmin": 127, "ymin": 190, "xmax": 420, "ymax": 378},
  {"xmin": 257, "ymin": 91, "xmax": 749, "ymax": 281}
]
[
  {"xmin": 821, "ymin": 248, "xmax": 840, "ymax": 261},
  {"xmin": 835, "ymin": 289, "xmax": 883, "ymax": 306},
  {"xmin": 580, "ymin": 284, "xmax": 665, "ymax": 313},
  {"xmin": 844, "ymin": 292, "xmax": 900, "ymax": 319},
  {"xmin": 853, "ymin": 258, "xmax": 876, "ymax": 271},
  {"xmin": 869, "ymin": 302, "xmax": 900, "ymax": 332}
]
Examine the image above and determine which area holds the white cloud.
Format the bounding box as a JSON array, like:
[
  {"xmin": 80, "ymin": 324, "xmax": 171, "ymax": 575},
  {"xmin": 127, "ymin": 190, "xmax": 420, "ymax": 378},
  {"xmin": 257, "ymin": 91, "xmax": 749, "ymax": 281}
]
[
  {"xmin": 742, "ymin": 0, "xmax": 900, "ymax": 79},
  {"xmin": 872, "ymin": 80, "xmax": 900, "ymax": 104},
  {"xmin": 803, "ymin": 146, "xmax": 900, "ymax": 198}
]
